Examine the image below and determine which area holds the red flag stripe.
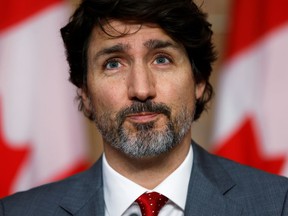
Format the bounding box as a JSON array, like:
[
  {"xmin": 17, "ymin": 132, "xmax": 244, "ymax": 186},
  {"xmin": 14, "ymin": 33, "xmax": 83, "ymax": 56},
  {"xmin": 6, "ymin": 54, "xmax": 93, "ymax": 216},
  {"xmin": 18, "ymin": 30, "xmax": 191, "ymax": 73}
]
[
  {"xmin": 0, "ymin": 0, "xmax": 63, "ymax": 32},
  {"xmin": 213, "ymin": 0, "xmax": 288, "ymax": 176},
  {"xmin": 0, "ymin": 97, "xmax": 31, "ymax": 198},
  {"xmin": 226, "ymin": 0, "xmax": 288, "ymax": 59},
  {"xmin": 214, "ymin": 117, "xmax": 286, "ymax": 175}
]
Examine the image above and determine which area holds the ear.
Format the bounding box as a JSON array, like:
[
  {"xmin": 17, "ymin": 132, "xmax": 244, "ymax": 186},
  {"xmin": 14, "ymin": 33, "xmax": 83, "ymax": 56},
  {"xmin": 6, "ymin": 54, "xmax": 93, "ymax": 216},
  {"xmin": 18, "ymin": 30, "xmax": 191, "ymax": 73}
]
[
  {"xmin": 195, "ymin": 81, "xmax": 206, "ymax": 99},
  {"xmin": 79, "ymin": 88, "xmax": 92, "ymax": 113}
]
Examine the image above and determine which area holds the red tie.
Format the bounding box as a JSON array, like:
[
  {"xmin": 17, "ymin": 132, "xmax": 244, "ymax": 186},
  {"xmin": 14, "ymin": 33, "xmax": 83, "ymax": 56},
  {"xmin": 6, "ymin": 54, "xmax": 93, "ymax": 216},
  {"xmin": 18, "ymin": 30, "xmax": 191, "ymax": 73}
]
[{"xmin": 136, "ymin": 192, "xmax": 168, "ymax": 216}]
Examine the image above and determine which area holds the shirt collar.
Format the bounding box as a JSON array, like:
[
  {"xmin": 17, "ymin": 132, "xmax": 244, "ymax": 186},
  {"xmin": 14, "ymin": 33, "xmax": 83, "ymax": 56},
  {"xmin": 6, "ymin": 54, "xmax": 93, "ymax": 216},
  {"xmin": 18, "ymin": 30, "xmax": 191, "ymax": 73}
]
[
  {"xmin": 153, "ymin": 145, "xmax": 193, "ymax": 210},
  {"xmin": 103, "ymin": 154, "xmax": 147, "ymax": 216},
  {"xmin": 102, "ymin": 145, "xmax": 193, "ymax": 216}
]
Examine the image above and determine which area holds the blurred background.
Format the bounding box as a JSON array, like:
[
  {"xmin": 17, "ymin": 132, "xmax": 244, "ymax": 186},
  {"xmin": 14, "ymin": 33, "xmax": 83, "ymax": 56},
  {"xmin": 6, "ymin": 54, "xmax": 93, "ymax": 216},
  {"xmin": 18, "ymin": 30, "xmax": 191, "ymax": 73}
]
[{"xmin": 1, "ymin": 0, "xmax": 288, "ymax": 198}]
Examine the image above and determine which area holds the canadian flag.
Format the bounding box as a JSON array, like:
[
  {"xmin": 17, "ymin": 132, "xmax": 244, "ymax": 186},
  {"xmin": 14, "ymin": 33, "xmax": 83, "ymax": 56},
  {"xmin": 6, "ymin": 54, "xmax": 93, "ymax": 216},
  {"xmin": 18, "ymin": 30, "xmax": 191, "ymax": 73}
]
[
  {"xmin": 212, "ymin": 0, "xmax": 288, "ymax": 176},
  {"xmin": 0, "ymin": 0, "xmax": 88, "ymax": 197}
]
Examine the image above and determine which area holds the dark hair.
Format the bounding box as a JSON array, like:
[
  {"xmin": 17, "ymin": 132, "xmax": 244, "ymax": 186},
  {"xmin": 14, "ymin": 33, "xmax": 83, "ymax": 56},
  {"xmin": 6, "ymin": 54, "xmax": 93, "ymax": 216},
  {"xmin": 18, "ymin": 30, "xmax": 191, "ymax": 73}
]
[{"xmin": 60, "ymin": 0, "xmax": 216, "ymax": 121}]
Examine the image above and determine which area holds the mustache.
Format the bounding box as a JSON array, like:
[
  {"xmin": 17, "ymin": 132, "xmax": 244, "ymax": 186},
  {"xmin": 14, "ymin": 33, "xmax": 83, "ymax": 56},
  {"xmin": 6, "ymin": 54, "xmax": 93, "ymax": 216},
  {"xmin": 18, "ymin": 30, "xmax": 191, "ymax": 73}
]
[{"xmin": 116, "ymin": 100, "xmax": 171, "ymax": 125}]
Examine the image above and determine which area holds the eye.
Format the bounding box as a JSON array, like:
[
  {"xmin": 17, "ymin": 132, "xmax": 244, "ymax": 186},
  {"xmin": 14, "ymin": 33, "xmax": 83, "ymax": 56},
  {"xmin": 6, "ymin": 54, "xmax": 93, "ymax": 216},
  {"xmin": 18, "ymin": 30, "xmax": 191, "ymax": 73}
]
[
  {"xmin": 153, "ymin": 55, "xmax": 171, "ymax": 65},
  {"xmin": 104, "ymin": 59, "xmax": 121, "ymax": 69}
]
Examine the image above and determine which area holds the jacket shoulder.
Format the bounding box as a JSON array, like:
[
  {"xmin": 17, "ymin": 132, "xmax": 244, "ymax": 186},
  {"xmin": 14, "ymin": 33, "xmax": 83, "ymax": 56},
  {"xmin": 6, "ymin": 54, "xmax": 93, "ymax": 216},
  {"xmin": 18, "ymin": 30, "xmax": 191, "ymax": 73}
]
[
  {"xmin": 193, "ymin": 142, "xmax": 288, "ymax": 186},
  {"xmin": 192, "ymin": 143, "xmax": 288, "ymax": 215},
  {"xmin": 1, "ymin": 177, "xmax": 74, "ymax": 215},
  {"xmin": 0, "ymin": 160, "xmax": 103, "ymax": 216}
]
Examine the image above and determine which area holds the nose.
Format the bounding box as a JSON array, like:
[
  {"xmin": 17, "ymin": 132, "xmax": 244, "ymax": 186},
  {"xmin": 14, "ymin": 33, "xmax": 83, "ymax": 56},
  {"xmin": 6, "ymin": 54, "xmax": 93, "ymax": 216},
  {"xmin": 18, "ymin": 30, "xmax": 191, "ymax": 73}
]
[{"xmin": 127, "ymin": 63, "xmax": 156, "ymax": 101}]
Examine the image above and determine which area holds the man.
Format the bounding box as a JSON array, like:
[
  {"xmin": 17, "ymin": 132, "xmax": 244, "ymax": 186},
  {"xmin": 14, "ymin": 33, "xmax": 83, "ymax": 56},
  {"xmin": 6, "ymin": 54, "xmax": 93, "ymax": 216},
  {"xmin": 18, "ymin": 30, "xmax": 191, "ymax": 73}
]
[{"xmin": 1, "ymin": 0, "xmax": 288, "ymax": 215}]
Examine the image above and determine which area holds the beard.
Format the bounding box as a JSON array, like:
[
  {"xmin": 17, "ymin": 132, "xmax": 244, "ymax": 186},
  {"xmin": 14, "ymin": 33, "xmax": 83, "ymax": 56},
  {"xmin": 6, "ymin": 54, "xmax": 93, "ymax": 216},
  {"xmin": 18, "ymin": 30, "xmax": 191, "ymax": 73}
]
[{"xmin": 92, "ymin": 100, "xmax": 194, "ymax": 158}]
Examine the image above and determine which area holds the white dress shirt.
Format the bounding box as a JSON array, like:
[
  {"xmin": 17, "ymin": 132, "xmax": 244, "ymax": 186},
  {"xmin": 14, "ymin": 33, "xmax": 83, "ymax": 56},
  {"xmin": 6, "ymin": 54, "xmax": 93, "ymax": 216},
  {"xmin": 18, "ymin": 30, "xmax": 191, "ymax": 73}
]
[{"xmin": 103, "ymin": 145, "xmax": 193, "ymax": 216}]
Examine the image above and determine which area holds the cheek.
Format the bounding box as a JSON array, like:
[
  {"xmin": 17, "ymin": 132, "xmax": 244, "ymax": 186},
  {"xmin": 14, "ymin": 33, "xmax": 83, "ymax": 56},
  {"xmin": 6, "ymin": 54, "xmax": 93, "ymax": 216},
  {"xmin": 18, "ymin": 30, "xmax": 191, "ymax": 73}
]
[
  {"xmin": 159, "ymin": 74, "xmax": 195, "ymax": 105},
  {"xmin": 89, "ymin": 82, "xmax": 126, "ymax": 114}
]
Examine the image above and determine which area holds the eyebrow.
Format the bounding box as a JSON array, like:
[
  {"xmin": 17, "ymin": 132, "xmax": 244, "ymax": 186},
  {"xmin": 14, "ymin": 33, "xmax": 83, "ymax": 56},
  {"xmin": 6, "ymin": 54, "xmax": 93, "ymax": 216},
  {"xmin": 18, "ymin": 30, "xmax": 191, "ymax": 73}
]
[
  {"xmin": 93, "ymin": 43, "xmax": 130, "ymax": 61},
  {"xmin": 143, "ymin": 39, "xmax": 179, "ymax": 50},
  {"xmin": 93, "ymin": 39, "xmax": 179, "ymax": 62}
]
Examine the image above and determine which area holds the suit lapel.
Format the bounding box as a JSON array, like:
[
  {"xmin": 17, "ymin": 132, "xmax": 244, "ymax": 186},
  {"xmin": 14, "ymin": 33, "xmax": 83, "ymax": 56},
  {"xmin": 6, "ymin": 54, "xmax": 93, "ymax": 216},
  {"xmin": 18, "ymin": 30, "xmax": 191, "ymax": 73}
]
[
  {"xmin": 184, "ymin": 143, "xmax": 243, "ymax": 216},
  {"xmin": 56, "ymin": 143, "xmax": 244, "ymax": 215},
  {"xmin": 59, "ymin": 158, "xmax": 105, "ymax": 216}
]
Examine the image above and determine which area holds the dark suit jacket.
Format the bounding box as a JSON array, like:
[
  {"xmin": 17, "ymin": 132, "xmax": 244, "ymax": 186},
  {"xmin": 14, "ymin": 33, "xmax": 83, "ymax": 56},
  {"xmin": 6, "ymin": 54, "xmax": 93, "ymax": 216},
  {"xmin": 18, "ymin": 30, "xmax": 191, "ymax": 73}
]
[{"xmin": 1, "ymin": 142, "xmax": 288, "ymax": 215}]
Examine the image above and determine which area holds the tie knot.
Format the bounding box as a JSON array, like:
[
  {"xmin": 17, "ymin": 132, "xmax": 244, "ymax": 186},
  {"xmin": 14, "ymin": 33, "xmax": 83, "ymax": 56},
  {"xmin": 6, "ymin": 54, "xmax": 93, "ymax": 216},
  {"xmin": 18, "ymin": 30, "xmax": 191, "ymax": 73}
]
[{"xmin": 136, "ymin": 192, "xmax": 168, "ymax": 216}]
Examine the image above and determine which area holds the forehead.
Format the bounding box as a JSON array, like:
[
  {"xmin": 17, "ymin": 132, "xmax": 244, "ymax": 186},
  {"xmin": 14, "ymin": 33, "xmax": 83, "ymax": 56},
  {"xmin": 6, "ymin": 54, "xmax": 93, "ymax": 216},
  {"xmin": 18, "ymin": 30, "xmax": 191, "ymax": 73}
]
[{"xmin": 89, "ymin": 20, "xmax": 178, "ymax": 49}]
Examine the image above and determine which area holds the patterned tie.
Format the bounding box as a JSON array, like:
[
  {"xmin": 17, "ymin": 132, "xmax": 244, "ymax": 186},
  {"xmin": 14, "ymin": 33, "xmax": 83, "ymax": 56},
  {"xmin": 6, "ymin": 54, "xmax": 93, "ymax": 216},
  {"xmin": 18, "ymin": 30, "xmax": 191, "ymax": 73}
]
[{"xmin": 136, "ymin": 192, "xmax": 168, "ymax": 216}]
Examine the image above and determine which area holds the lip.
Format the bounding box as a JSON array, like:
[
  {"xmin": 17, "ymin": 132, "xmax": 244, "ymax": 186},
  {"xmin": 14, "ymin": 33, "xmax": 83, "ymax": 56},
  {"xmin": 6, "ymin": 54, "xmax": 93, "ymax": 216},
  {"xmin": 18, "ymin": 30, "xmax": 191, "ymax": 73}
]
[{"xmin": 126, "ymin": 112, "xmax": 159, "ymax": 123}]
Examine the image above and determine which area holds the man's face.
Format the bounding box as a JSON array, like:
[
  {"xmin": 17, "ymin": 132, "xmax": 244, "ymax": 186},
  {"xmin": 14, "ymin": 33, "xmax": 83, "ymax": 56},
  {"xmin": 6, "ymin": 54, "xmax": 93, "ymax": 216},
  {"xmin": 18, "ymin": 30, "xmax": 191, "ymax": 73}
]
[{"xmin": 83, "ymin": 21, "xmax": 205, "ymax": 158}]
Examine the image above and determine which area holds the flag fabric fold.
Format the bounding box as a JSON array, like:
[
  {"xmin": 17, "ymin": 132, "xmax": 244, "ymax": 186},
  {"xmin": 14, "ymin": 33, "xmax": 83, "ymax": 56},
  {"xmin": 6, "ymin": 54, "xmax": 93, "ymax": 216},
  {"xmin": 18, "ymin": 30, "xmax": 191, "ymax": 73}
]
[
  {"xmin": 212, "ymin": 0, "xmax": 288, "ymax": 176},
  {"xmin": 0, "ymin": 0, "xmax": 88, "ymax": 198}
]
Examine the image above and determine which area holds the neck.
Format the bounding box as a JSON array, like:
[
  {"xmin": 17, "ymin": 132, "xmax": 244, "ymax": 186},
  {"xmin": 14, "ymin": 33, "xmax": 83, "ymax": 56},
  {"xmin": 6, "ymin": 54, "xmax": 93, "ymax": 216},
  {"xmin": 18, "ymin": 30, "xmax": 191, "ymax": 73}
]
[{"xmin": 103, "ymin": 134, "xmax": 191, "ymax": 189}]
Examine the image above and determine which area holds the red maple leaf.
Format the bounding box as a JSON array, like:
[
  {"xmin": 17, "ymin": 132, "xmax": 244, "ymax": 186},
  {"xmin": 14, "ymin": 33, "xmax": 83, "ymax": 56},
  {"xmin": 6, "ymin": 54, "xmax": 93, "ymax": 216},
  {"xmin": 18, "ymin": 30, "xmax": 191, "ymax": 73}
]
[
  {"xmin": 214, "ymin": 117, "xmax": 286, "ymax": 175},
  {"xmin": 0, "ymin": 99, "xmax": 30, "ymax": 198}
]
